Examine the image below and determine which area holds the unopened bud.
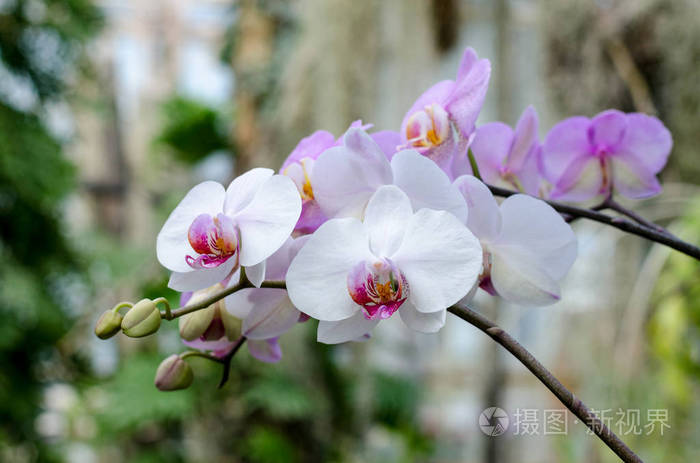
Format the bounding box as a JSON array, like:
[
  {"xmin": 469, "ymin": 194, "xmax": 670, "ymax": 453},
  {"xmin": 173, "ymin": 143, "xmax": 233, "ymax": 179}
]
[
  {"xmin": 121, "ymin": 299, "xmax": 161, "ymax": 337},
  {"xmin": 94, "ymin": 310, "xmax": 123, "ymax": 339},
  {"xmin": 179, "ymin": 307, "xmax": 215, "ymax": 341},
  {"xmin": 155, "ymin": 354, "xmax": 193, "ymax": 391}
]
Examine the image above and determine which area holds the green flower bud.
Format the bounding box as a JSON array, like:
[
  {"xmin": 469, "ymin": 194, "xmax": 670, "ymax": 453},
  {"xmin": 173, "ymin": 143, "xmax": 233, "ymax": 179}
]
[
  {"xmin": 220, "ymin": 304, "xmax": 242, "ymax": 341},
  {"xmin": 94, "ymin": 310, "xmax": 123, "ymax": 339},
  {"xmin": 121, "ymin": 299, "xmax": 161, "ymax": 337},
  {"xmin": 154, "ymin": 354, "xmax": 193, "ymax": 391},
  {"xmin": 179, "ymin": 307, "xmax": 215, "ymax": 341}
]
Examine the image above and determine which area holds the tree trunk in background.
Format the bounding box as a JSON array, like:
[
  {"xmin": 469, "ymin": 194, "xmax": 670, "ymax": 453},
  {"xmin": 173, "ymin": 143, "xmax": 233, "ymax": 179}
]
[{"xmin": 274, "ymin": 0, "xmax": 437, "ymax": 163}]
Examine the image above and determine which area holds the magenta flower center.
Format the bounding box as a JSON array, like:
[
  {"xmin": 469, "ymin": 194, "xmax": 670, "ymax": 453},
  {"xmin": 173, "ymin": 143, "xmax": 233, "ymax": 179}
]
[
  {"xmin": 347, "ymin": 258, "xmax": 409, "ymax": 320},
  {"xmin": 405, "ymin": 103, "xmax": 451, "ymax": 150},
  {"xmin": 186, "ymin": 213, "xmax": 239, "ymax": 269}
]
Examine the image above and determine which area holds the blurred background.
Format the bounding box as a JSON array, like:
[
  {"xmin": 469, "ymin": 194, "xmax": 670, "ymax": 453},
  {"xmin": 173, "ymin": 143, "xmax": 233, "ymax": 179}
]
[{"xmin": 1, "ymin": 0, "xmax": 699, "ymax": 462}]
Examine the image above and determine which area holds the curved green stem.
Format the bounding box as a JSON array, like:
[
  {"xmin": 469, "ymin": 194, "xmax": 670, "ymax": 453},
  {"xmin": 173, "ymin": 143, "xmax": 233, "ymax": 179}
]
[{"xmin": 111, "ymin": 302, "xmax": 133, "ymax": 313}]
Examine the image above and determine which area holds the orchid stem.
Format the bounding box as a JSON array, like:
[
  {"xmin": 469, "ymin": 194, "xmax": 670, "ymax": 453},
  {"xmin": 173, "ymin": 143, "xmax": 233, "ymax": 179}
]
[
  {"xmin": 218, "ymin": 336, "xmax": 247, "ymax": 388},
  {"xmin": 180, "ymin": 350, "xmax": 224, "ymax": 364},
  {"xmin": 448, "ymin": 304, "xmax": 643, "ymax": 463},
  {"xmin": 153, "ymin": 297, "xmax": 172, "ymax": 319},
  {"xmin": 487, "ymin": 184, "xmax": 700, "ymax": 261},
  {"xmin": 467, "ymin": 148, "xmax": 483, "ymax": 181},
  {"xmin": 165, "ymin": 279, "xmax": 287, "ymax": 320},
  {"xmin": 111, "ymin": 302, "xmax": 133, "ymax": 313}
]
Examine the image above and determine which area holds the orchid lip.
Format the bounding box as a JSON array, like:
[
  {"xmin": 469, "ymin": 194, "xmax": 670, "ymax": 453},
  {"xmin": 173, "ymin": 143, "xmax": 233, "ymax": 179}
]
[
  {"xmin": 186, "ymin": 213, "xmax": 239, "ymax": 269},
  {"xmin": 404, "ymin": 103, "xmax": 451, "ymax": 150},
  {"xmin": 347, "ymin": 258, "xmax": 409, "ymax": 321}
]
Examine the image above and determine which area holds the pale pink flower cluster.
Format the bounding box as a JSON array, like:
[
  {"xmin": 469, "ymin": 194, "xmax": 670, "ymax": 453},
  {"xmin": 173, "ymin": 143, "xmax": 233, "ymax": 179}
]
[{"xmin": 156, "ymin": 47, "xmax": 672, "ymax": 362}]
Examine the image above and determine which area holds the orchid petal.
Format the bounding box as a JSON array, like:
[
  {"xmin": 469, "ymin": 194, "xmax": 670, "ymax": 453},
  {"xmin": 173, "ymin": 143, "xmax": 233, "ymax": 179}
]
[
  {"xmin": 223, "ymin": 168, "xmax": 274, "ymax": 216},
  {"xmin": 391, "ymin": 150, "xmax": 468, "ymax": 223},
  {"xmin": 156, "ymin": 181, "xmax": 225, "ymax": 273},
  {"xmin": 167, "ymin": 257, "xmax": 237, "ymax": 292},
  {"xmin": 400, "ymin": 80, "xmax": 454, "ymax": 139},
  {"xmin": 245, "ymin": 260, "xmax": 266, "ymax": 288},
  {"xmin": 453, "ymin": 175, "xmax": 501, "ymax": 241},
  {"xmin": 392, "ymin": 209, "xmax": 482, "ymax": 313},
  {"xmin": 371, "ymin": 130, "xmax": 402, "ymax": 160},
  {"xmin": 281, "ymin": 130, "xmax": 335, "ymax": 171},
  {"xmin": 445, "ymin": 49, "xmax": 491, "ymax": 137},
  {"xmin": 363, "ymin": 185, "xmax": 412, "ymax": 257},
  {"xmin": 399, "ymin": 302, "xmax": 446, "ymax": 333},
  {"xmin": 495, "ymin": 194, "xmax": 577, "ymax": 280},
  {"xmin": 235, "ymin": 175, "xmax": 301, "ymax": 267},
  {"xmin": 491, "ymin": 252, "xmax": 561, "ymax": 306},
  {"xmin": 611, "ymin": 157, "xmax": 662, "ymax": 199},
  {"xmin": 248, "ymin": 338, "xmax": 282, "ymax": 363},
  {"xmin": 312, "ymin": 129, "xmax": 393, "ymax": 219},
  {"xmin": 287, "ymin": 218, "xmax": 372, "ymax": 321},
  {"xmin": 470, "ymin": 122, "xmax": 513, "ymax": 184},
  {"xmin": 317, "ymin": 311, "xmax": 379, "ymax": 344},
  {"xmin": 230, "ymin": 289, "xmax": 300, "ymax": 340},
  {"xmin": 617, "ymin": 113, "xmax": 672, "ymax": 175},
  {"xmin": 509, "ymin": 106, "xmax": 539, "ymax": 170},
  {"xmin": 590, "ymin": 109, "xmax": 627, "ymax": 149},
  {"xmin": 549, "ymin": 155, "xmax": 604, "ymax": 202},
  {"xmin": 541, "ymin": 116, "xmax": 591, "ymax": 182}
]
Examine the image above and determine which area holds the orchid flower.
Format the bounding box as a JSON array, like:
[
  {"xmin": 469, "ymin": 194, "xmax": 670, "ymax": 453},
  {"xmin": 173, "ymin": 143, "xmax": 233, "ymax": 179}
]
[
  {"xmin": 311, "ymin": 128, "xmax": 468, "ymax": 223},
  {"xmin": 471, "ymin": 106, "xmax": 542, "ymax": 195},
  {"xmin": 286, "ymin": 185, "xmax": 482, "ymax": 343},
  {"xmin": 540, "ymin": 110, "xmax": 673, "ymax": 201},
  {"xmin": 281, "ymin": 124, "xmax": 402, "ymax": 234},
  {"xmin": 399, "ymin": 47, "xmax": 491, "ymax": 176},
  {"xmin": 454, "ymin": 175, "xmax": 577, "ymax": 306},
  {"xmin": 156, "ymin": 168, "xmax": 301, "ymax": 292},
  {"xmin": 179, "ymin": 286, "xmax": 283, "ymax": 363},
  {"xmin": 224, "ymin": 236, "xmax": 308, "ymax": 344}
]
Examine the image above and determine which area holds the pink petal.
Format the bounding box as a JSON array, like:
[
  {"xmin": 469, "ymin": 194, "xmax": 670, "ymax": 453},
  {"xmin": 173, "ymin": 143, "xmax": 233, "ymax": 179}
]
[
  {"xmin": 611, "ymin": 157, "xmax": 662, "ymax": 199},
  {"xmin": 509, "ymin": 106, "xmax": 539, "ymax": 170},
  {"xmin": 616, "ymin": 113, "xmax": 672, "ymax": 175},
  {"xmin": 549, "ymin": 155, "xmax": 604, "ymax": 202},
  {"xmin": 371, "ymin": 130, "xmax": 402, "ymax": 160},
  {"xmin": 444, "ymin": 49, "xmax": 491, "ymax": 138},
  {"xmin": 281, "ymin": 130, "xmax": 335, "ymax": 171},
  {"xmin": 248, "ymin": 338, "xmax": 282, "ymax": 363},
  {"xmin": 541, "ymin": 116, "xmax": 591, "ymax": 183},
  {"xmin": 470, "ymin": 122, "xmax": 514, "ymax": 185},
  {"xmin": 589, "ymin": 109, "xmax": 627, "ymax": 150}
]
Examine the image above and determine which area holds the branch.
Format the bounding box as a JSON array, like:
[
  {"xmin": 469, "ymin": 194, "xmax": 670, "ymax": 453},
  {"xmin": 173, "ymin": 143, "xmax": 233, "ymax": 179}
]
[
  {"xmin": 487, "ymin": 184, "xmax": 700, "ymax": 261},
  {"xmin": 164, "ymin": 279, "xmax": 287, "ymax": 320},
  {"xmin": 448, "ymin": 304, "xmax": 643, "ymax": 463},
  {"xmin": 218, "ymin": 336, "xmax": 247, "ymax": 388}
]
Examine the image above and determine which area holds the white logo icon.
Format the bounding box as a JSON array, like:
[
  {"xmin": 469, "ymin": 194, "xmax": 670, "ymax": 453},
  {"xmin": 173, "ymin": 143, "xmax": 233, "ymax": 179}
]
[{"xmin": 479, "ymin": 407, "xmax": 509, "ymax": 436}]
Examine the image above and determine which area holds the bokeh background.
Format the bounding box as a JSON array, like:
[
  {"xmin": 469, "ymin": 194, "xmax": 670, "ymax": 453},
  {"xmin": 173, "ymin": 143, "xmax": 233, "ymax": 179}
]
[{"xmin": 1, "ymin": 0, "xmax": 700, "ymax": 462}]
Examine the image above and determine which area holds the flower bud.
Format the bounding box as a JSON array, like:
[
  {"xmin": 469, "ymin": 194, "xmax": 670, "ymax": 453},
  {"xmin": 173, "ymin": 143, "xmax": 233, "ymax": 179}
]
[
  {"xmin": 94, "ymin": 310, "xmax": 123, "ymax": 339},
  {"xmin": 154, "ymin": 354, "xmax": 193, "ymax": 391},
  {"xmin": 121, "ymin": 299, "xmax": 161, "ymax": 337},
  {"xmin": 179, "ymin": 307, "xmax": 215, "ymax": 341}
]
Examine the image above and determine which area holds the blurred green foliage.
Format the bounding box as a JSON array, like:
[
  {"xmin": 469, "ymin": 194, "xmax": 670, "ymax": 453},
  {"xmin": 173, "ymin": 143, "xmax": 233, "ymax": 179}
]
[
  {"xmin": 0, "ymin": 1, "xmax": 101, "ymax": 460},
  {"xmin": 156, "ymin": 96, "xmax": 233, "ymax": 164}
]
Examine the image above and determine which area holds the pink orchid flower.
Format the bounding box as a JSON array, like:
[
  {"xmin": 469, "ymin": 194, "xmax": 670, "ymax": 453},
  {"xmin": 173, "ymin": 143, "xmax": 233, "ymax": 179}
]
[
  {"xmin": 399, "ymin": 47, "xmax": 491, "ymax": 177},
  {"xmin": 541, "ymin": 110, "xmax": 672, "ymax": 201},
  {"xmin": 471, "ymin": 106, "xmax": 542, "ymax": 195}
]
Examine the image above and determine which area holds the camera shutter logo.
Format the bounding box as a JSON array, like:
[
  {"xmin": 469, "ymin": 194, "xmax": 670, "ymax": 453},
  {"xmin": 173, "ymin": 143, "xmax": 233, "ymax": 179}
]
[{"xmin": 479, "ymin": 407, "xmax": 509, "ymax": 436}]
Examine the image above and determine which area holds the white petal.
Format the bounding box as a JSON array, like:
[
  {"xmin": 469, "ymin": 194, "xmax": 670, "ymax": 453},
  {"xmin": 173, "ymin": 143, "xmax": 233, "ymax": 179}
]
[
  {"xmin": 235, "ymin": 174, "xmax": 302, "ymax": 267},
  {"xmin": 495, "ymin": 194, "xmax": 577, "ymax": 280},
  {"xmin": 263, "ymin": 236, "xmax": 310, "ymax": 281},
  {"xmin": 224, "ymin": 285, "xmax": 252, "ymax": 318},
  {"xmin": 245, "ymin": 261, "xmax": 266, "ymax": 288},
  {"xmin": 231, "ymin": 289, "xmax": 300, "ymax": 340},
  {"xmin": 312, "ymin": 129, "xmax": 393, "ymax": 219},
  {"xmin": 223, "ymin": 168, "xmax": 274, "ymax": 215},
  {"xmin": 453, "ymin": 175, "xmax": 501, "ymax": 241},
  {"xmin": 156, "ymin": 181, "xmax": 225, "ymax": 272},
  {"xmin": 491, "ymin": 252, "xmax": 561, "ymax": 306},
  {"xmin": 392, "ymin": 209, "xmax": 482, "ymax": 313},
  {"xmin": 391, "ymin": 150, "xmax": 468, "ymax": 223},
  {"xmin": 399, "ymin": 302, "xmax": 446, "ymax": 333},
  {"xmin": 317, "ymin": 311, "xmax": 379, "ymax": 344},
  {"xmin": 167, "ymin": 258, "xmax": 236, "ymax": 292},
  {"xmin": 286, "ymin": 218, "xmax": 371, "ymax": 321},
  {"xmin": 363, "ymin": 185, "xmax": 412, "ymax": 257}
]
